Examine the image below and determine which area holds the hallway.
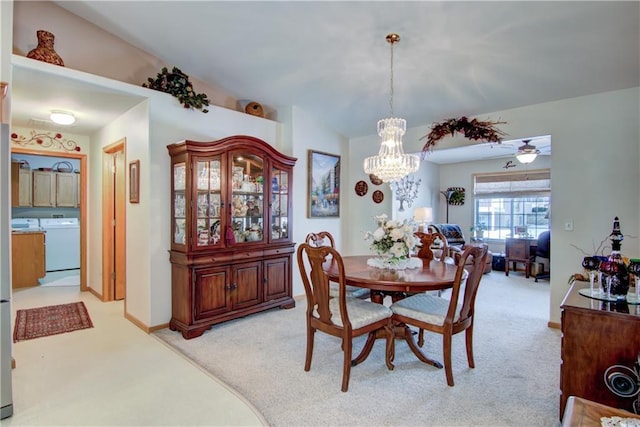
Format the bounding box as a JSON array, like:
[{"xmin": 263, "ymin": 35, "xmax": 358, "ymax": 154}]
[{"xmin": 6, "ymin": 285, "xmax": 265, "ymax": 426}]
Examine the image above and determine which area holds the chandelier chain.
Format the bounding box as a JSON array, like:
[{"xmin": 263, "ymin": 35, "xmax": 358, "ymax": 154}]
[{"xmin": 389, "ymin": 40, "xmax": 395, "ymax": 117}]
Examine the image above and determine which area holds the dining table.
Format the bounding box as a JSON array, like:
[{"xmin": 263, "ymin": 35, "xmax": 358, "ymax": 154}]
[{"xmin": 323, "ymin": 255, "xmax": 460, "ymax": 370}]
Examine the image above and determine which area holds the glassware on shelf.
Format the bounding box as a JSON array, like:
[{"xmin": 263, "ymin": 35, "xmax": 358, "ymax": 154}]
[
  {"xmin": 174, "ymin": 193, "xmax": 186, "ymax": 218},
  {"xmin": 174, "ymin": 163, "xmax": 186, "ymax": 190},
  {"xmin": 174, "ymin": 219, "xmax": 186, "ymax": 245},
  {"xmin": 628, "ymin": 259, "xmax": 640, "ymax": 304}
]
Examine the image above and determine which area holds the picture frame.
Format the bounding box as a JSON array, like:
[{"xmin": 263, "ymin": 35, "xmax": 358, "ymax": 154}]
[
  {"xmin": 308, "ymin": 150, "xmax": 340, "ymax": 217},
  {"xmin": 129, "ymin": 160, "xmax": 140, "ymax": 203}
]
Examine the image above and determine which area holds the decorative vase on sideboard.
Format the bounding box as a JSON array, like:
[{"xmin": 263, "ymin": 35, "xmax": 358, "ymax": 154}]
[{"xmin": 26, "ymin": 30, "xmax": 64, "ymax": 66}]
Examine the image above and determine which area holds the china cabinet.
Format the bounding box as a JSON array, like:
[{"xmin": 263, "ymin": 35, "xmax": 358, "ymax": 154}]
[{"xmin": 167, "ymin": 135, "xmax": 297, "ymax": 339}]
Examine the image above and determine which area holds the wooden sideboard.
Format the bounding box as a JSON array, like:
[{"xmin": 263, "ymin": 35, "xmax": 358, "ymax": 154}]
[{"xmin": 559, "ymin": 283, "xmax": 640, "ymax": 420}]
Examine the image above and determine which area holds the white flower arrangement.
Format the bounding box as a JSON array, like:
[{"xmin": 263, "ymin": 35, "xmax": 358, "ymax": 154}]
[{"xmin": 364, "ymin": 214, "xmax": 418, "ymax": 262}]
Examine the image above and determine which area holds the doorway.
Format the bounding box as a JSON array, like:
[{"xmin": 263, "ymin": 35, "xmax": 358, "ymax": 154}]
[
  {"xmin": 10, "ymin": 147, "xmax": 88, "ymax": 292},
  {"xmin": 101, "ymin": 139, "xmax": 126, "ymax": 301}
]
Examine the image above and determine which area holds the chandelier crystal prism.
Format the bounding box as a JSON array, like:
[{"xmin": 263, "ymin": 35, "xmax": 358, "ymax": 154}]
[{"xmin": 364, "ymin": 33, "xmax": 419, "ymax": 183}]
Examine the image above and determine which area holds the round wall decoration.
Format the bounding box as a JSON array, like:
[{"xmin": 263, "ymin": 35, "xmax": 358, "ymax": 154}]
[
  {"xmin": 369, "ymin": 174, "xmax": 383, "ymax": 185},
  {"xmin": 355, "ymin": 180, "xmax": 368, "ymax": 196},
  {"xmin": 372, "ymin": 190, "xmax": 384, "ymax": 204}
]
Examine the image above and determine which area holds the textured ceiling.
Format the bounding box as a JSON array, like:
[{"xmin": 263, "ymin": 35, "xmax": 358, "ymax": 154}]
[
  {"xmin": 51, "ymin": 1, "xmax": 639, "ymax": 139},
  {"xmin": 11, "ymin": 1, "xmax": 639, "ymax": 164}
]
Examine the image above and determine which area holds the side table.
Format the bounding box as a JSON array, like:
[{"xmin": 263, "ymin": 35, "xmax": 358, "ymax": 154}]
[{"xmin": 505, "ymin": 237, "xmax": 537, "ymax": 278}]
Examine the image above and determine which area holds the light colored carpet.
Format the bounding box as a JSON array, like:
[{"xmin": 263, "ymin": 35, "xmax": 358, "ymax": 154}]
[{"xmin": 155, "ymin": 271, "xmax": 561, "ymax": 427}]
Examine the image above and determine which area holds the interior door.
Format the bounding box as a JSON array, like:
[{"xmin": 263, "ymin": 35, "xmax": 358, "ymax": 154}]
[{"xmin": 102, "ymin": 140, "xmax": 126, "ymax": 301}]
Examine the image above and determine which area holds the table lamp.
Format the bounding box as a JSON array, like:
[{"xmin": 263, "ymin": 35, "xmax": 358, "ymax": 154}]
[{"xmin": 413, "ymin": 207, "xmax": 433, "ymax": 233}]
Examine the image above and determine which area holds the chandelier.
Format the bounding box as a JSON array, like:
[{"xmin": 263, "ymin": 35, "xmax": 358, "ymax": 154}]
[
  {"xmin": 515, "ymin": 139, "xmax": 540, "ymax": 164},
  {"xmin": 364, "ymin": 33, "xmax": 419, "ymax": 183}
]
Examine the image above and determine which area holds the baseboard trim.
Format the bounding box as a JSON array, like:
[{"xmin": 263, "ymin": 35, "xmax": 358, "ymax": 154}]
[
  {"xmin": 548, "ymin": 321, "xmax": 561, "ymax": 329},
  {"xmin": 86, "ymin": 286, "xmax": 102, "ymax": 300}
]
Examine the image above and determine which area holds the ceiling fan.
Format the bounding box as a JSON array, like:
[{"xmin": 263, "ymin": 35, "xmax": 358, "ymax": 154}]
[{"xmin": 516, "ymin": 139, "xmax": 541, "ymax": 164}]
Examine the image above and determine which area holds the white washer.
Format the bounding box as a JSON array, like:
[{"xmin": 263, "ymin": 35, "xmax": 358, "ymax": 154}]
[{"xmin": 39, "ymin": 218, "xmax": 80, "ymax": 272}]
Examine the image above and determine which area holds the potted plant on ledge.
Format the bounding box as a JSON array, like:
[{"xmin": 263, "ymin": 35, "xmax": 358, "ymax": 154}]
[{"xmin": 470, "ymin": 223, "xmax": 487, "ymax": 241}]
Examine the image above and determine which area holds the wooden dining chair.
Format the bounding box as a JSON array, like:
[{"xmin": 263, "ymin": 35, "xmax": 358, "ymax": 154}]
[
  {"xmin": 305, "ymin": 232, "xmax": 370, "ymax": 299},
  {"xmin": 390, "ymin": 244, "xmax": 489, "ymax": 386},
  {"xmin": 414, "ymin": 231, "xmax": 449, "ymax": 263},
  {"xmin": 296, "ymin": 242, "xmax": 395, "ymax": 392}
]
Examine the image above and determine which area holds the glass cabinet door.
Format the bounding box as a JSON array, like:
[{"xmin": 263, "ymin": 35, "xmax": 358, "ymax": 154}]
[
  {"xmin": 195, "ymin": 157, "xmax": 223, "ymax": 247},
  {"xmin": 270, "ymin": 166, "xmax": 289, "ymax": 241},
  {"xmin": 173, "ymin": 162, "xmax": 187, "ymax": 245},
  {"xmin": 230, "ymin": 153, "xmax": 264, "ymax": 243}
]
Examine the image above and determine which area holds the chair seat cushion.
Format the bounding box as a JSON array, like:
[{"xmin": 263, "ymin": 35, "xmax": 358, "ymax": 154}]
[
  {"xmin": 390, "ymin": 293, "xmax": 461, "ymax": 326},
  {"xmin": 327, "ymin": 298, "xmax": 392, "ymax": 329},
  {"xmin": 329, "ymin": 284, "xmax": 371, "ymax": 299}
]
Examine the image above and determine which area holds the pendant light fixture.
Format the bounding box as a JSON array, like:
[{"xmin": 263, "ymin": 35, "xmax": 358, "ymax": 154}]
[
  {"xmin": 363, "ymin": 33, "xmax": 419, "ymax": 183},
  {"xmin": 515, "ymin": 139, "xmax": 540, "ymax": 164}
]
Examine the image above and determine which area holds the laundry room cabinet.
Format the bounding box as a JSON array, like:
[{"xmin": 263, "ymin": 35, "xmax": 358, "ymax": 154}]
[
  {"xmin": 167, "ymin": 135, "xmax": 297, "ymax": 339},
  {"xmin": 11, "ymin": 162, "xmax": 32, "ymax": 207},
  {"xmin": 11, "ymin": 231, "xmax": 46, "ymax": 288},
  {"xmin": 32, "ymin": 171, "xmax": 79, "ymax": 207}
]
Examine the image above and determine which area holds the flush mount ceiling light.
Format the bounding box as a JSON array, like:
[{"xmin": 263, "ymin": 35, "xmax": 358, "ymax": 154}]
[
  {"xmin": 363, "ymin": 33, "xmax": 419, "ymax": 183},
  {"xmin": 49, "ymin": 110, "xmax": 76, "ymax": 125},
  {"xmin": 516, "ymin": 139, "xmax": 540, "ymax": 164}
]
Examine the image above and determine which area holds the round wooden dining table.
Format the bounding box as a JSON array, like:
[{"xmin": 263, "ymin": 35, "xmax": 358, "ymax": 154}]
[
  {"xmin": 323, "ymin": 255, "xmax": 458, "ymax": 303},
  {"xmin": 323, "ymin": 255, "xmax": 460, "ymax": 369}
]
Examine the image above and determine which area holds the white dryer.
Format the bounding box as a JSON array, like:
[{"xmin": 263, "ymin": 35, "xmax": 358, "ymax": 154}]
[{"xmin": 39, "ymin": 218, "xmax": 80, "ymax": 272}]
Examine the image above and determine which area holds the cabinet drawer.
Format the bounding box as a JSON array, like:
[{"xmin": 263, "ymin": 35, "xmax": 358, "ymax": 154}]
[
  {"xmin": 264, "ymin": 247, "xmax": 294, "ymax": 257},
  {"xmin": 232, "ymin": 250, "xmax": 263, "ymax": 261},
  {"xmin": 508, "ymin": 246, "xmax": 526, "ymax": 258},
  {"xmin": 191, "ymin": 253, "xmax": 234, "ymax": 265}
]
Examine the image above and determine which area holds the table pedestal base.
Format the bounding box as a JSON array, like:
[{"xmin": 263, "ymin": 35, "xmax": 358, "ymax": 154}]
[{"xmin": 352, "ymin": 322, "xmax": 444, "ymax": 370}]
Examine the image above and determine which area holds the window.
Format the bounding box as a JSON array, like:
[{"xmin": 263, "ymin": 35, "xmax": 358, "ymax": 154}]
[{"xmin": 474, "ymin": 170, "xmax": 550, "ymax": 240}]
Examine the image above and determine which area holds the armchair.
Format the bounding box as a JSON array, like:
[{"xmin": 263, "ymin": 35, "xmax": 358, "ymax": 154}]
[{"xmin": 428, "ymin": 224, "xmax": 493, "ymax": 274}]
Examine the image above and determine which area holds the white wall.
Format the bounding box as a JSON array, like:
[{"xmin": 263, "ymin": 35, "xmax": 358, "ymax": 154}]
[
  {"xmin": 287, "ymin": 106, "xmax": 348, "ymax": 297},
  {"xmin": 345, "ymin": 87, "xmax": 640, "ymax": 324},
  {"xmin": 90, "ymin": 102, "xmax": 150, "ymax": 323},
  {"xmin": 346, "ymin": 126, "xmax": 441, "ymax": 256},
  {"xmin": 12, "ymin": 1, "xmax": 238, "ymax": 112},
  {"xmin": 439, "ymin": 155, "xmax": 552, "ymax": 233}
]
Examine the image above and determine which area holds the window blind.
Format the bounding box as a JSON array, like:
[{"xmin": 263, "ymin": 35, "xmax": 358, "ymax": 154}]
[{"xmin": 474, "ymin": 170, "xmax": 550, "ymax": 197}]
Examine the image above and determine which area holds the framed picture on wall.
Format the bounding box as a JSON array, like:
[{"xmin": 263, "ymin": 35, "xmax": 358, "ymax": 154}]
[
  {"xmin": 308, "ymin": 150, "xmax": 340, "ymax": 218},
  {"xmin": 129, "ymin": 160, "xmax": 140, "ymax": 203}
]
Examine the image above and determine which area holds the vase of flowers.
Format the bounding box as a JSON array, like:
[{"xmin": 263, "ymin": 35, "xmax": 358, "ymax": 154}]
[{"xmin": 364, "ymin": 214, "xmax": 421, "ymax": 270}]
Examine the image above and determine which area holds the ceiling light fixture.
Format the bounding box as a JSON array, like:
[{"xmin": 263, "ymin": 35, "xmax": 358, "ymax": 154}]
[
  {"xmin": 364, "ymin": 33, "xmax": 419, "ymax": 183},
  {"xmin": 515, "ymin": 139, "xmax": 540, "ymax": 164},
  {"xmin": 50, "ymin": 110, "xmax": 76, "ymax": 125}
]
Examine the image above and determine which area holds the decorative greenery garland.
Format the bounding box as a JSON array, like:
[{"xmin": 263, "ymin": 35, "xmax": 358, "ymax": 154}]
[
  {"xmin": 421, "ymin": 116, "xmax": 506, "ymax": 155},
  {"xmin": 143, "ymin": 66, "xmax": 210, "ymax": 113}
]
